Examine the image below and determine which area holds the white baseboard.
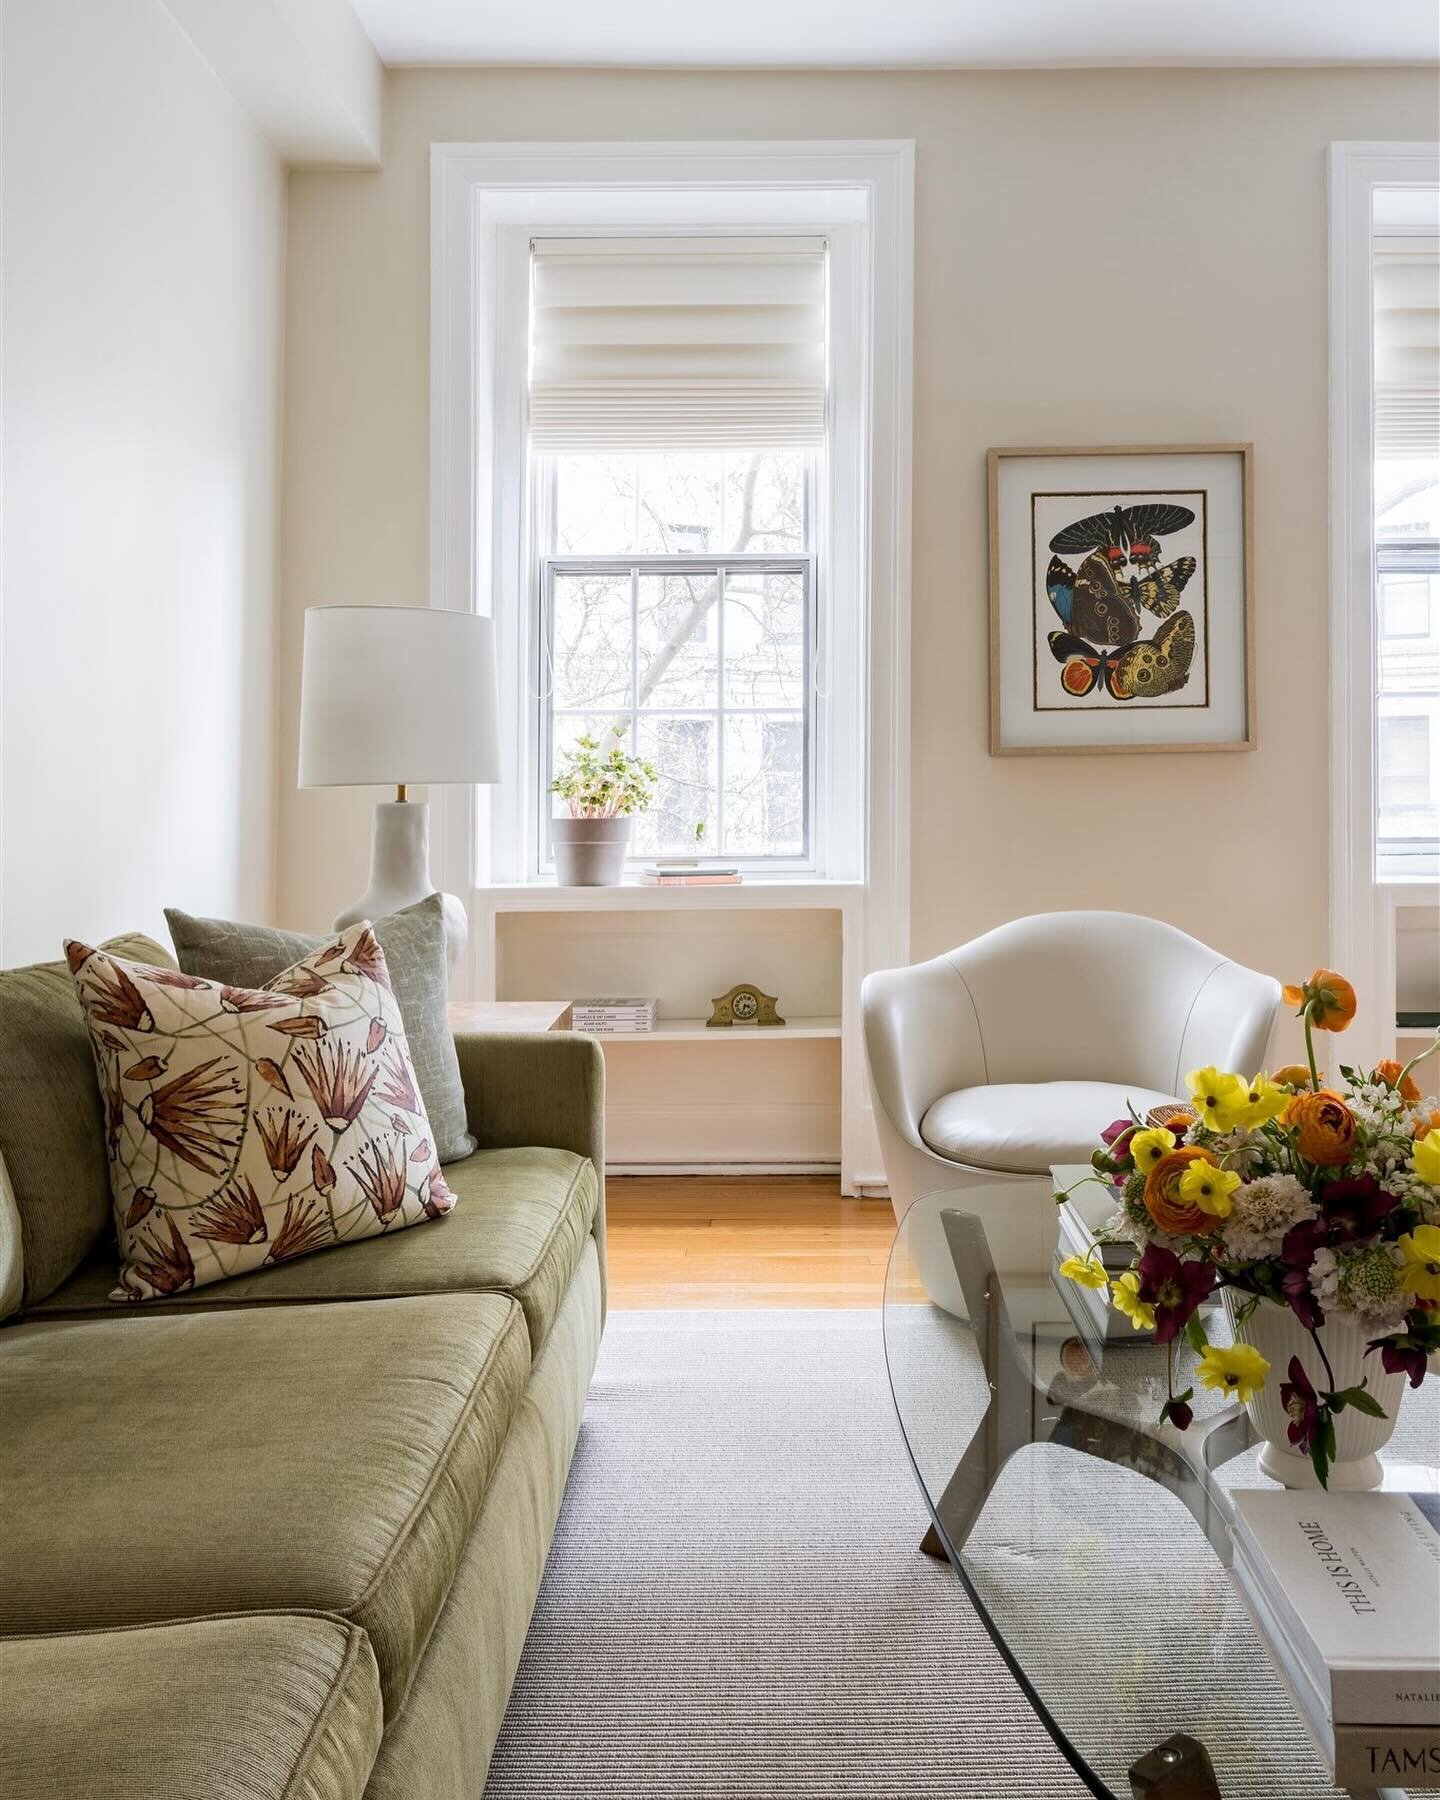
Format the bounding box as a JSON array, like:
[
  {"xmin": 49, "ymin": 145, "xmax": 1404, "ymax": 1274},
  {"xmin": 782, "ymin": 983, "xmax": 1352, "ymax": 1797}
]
[{"xmin": 606, "ymin": 1161, "xmax": 842, "ymax": 1178}]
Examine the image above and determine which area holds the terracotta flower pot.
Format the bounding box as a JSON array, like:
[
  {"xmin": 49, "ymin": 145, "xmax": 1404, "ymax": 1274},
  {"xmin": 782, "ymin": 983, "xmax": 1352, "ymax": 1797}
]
[
  {"xmin": 1223, "ymin": 1292, "xmax": 1406, "ymax": 1490},
  {"xmin": 552, "ymin": 816, "xmax": 631, "ymax": 886}
]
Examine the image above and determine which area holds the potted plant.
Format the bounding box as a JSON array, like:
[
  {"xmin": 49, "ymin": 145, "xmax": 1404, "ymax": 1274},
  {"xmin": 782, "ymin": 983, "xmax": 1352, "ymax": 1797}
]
[
  {"xmin": 549, "ymin": 726, "xmax": 657, "ymax": 886},
  {"xmin": 1058, "ymin": 969, "xmax": 1440, "ymax": 1490}
]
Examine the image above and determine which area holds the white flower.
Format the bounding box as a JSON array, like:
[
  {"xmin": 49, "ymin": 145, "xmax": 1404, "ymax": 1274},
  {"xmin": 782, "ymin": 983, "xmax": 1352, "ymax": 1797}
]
[
  {"xmin": 1309, "ymin": 1243, "xmax": 1409, "ymax": 1328},
  {"xmin": 1219, "ymin": 1174, "xmax": 1316, "ymax": 1262}
]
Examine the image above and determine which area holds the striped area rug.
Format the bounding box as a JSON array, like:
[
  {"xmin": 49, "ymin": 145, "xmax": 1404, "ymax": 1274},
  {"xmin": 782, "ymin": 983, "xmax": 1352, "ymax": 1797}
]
[{"xmin": 487, "ymin": 1309, "xmax": 1089, "ymax": 1798}]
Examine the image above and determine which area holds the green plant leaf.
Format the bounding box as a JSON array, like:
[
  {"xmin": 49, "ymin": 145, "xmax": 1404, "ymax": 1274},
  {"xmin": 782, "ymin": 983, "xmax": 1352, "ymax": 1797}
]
[
  {"xmin": 1331, "ymin": 1385, "xmax": 1387, "ymax": 1419},
  {"xmin": 1184, "ymin": 1314, "xmax": 1209, "ymax": 1355}
]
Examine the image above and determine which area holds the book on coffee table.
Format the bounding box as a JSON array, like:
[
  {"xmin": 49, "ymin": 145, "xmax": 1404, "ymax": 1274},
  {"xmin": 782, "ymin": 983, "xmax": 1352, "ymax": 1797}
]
[{"xmin": 1230, "ymin": 1491, "xmax": 1440, "ymax": 1789}]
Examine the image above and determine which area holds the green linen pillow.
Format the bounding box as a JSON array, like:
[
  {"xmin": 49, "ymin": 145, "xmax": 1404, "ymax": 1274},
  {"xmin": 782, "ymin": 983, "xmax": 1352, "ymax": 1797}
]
[
  {"xmin": 68, "ymin": 922, "xmax": 457, "ymax": 1301},
  {"xmin": 165, "ymin": 896, "xmax": 475, "ymax": 1165},
  {"xmin": 0, "ymin": 932, "xmax": 175, "ymax": 1306}
]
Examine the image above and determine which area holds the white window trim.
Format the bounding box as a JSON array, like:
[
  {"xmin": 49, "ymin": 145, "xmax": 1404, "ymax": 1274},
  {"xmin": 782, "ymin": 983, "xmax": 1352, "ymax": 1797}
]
[
  {"xmin": 429, "ymin": 139, "xmax": 913, "ymax": 983},
  {"xmin": 1328, "ymin": 141, "xmax": 1440, "ymax": 1071}
]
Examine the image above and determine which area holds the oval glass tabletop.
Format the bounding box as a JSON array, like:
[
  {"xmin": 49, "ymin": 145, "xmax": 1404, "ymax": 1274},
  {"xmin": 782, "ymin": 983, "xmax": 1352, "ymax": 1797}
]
[{"xmin": 882, "ymin": 1182, "xmax": 1440, "ymax": 1800}]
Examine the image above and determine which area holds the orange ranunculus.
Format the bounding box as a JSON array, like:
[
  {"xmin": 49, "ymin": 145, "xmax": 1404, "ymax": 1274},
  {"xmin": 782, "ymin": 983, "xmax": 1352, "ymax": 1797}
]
[
  {"xmin": 1272, "ymin": 1064, "xmax": 1318, "ymax": 1089},
  {"xmin": 1282, "ymin": 1089, "xmax": 1358, "ymax": 1167},
  {"xmin": 1143, "ymin": 1147, "xmax": 1224, "ymax": 1236},
  {"xmin": 1376, "ymin": 1059, "xmax": 1422, "ymax": 1105},
  {"xmin": 1415, "ymin": 1109, "xmax": 1440, "ymax": 1141},
  {"xmin": 1148, "ymin": 1102, "xmax": 1198, "ymax": 1132},
  {"xmin": 1281, "ymin": 970, "xmax": 1357, "ymax": 1033}
]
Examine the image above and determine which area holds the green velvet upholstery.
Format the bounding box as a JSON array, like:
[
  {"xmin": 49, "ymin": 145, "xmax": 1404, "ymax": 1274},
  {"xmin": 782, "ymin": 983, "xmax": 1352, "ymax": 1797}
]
[
  {"xmin": 30, "ymin": 1147, "xmax": 597, "ymax": 1354},
  {"xmin": 454, "ymin": 1031, "xmax": 608, "ymax": 1313},
  {"xmin": 0, "ymin": 1612, "xmax": 383, "ymax": 1800},
  {"xmin": 364, "ymin": 1243, "xmax": 603, "ymax": 1799},
  {"xmin": 0, "ymin": 1293, "xmax": 530, "ymax": 1718},
  {"xmin": 0, "ymin": 933, "xmax": 174, "ymax": 1305}
]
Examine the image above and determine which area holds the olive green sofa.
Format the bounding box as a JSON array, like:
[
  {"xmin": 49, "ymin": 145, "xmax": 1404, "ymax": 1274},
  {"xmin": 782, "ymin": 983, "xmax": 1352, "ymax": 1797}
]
[{"xmin": 0, "ymin": 934, "xmax": 606, "ymax": 1800}]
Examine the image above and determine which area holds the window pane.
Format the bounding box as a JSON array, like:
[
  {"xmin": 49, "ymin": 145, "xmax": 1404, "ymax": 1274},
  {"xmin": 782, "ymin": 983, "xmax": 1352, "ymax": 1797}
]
[
  {"xmin": 723, "ymin": 451, "xmax": 806, "ymax": 553},
  {"xmin": 632, "ymin": 455, "xmax": 723, "ymax": 554},
  {"xmin": 722, "ymin": 570, "xmax": 805, "ymax": 709},
  {"xmin": 551, "ymin": 572, "xmax": 632, "ymax": 710},
  {"xmin": 633, "ymin": 715, "xmax": 717, "ymax": 857},
  {"xmin": 552, "ymin": 456, "xmax": 638, "ymax": 555},
  {"xmin": 553, "ymin": 451, "xmax": 807, "ymax": 556},
  {"xmin": 638, "ymin": 573, "xmax": 720, "ymax": 710},
  {"xmin": 1375, "ymin": 462, "xmax": 1439, "ymax": 876},
  {"xmin": 722, "ymin": 713, "xmax": 804, "ymax": 857}
]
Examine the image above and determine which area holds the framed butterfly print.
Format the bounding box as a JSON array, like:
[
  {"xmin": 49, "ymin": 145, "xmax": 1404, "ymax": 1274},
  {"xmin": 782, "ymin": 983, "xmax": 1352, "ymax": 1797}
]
[{"xmin": 988, "ymin": 444, "xmax": 1254, "ymax": 755}]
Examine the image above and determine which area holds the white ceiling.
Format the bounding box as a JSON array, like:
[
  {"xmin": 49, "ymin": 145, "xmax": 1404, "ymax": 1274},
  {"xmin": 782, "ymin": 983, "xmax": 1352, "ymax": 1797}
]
[{"xmin": 351, "ymin": 0, "xmax": 1439, "ymax": 69}]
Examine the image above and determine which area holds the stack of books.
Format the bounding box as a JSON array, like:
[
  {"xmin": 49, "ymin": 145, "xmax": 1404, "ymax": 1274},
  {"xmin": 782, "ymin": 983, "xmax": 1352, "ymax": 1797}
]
[
  {"xmin": 1230, "ymin": 1490, "xmax": 1440, "ymax": 1790},
  {"xmin": 1053, "ymin": 1181, "xmax": 1146, "ymax": 1344},
  {"xmin": 571, "ymin": 997, "xmax": 657, "ymax": 1034},
  {"xmin": 639, "ymin": 864, "xmax": 742, "ymax": 887}
]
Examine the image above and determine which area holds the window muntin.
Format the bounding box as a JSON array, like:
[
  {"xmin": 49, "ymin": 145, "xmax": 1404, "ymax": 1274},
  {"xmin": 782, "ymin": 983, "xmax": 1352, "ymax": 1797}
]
[{"xmin": 538, "ymin": 450, "xmax": 815, "ymax": 868}]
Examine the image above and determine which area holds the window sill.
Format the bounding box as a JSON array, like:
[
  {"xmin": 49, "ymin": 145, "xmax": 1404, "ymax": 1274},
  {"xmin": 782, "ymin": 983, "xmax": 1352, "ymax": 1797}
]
[{"xmin": 472, "ymin": 878, "xmax": 864, "ymax": 912}]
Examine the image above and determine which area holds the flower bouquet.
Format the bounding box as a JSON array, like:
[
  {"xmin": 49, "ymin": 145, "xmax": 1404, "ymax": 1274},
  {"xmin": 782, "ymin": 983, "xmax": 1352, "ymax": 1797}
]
[{"xmin": 1057, "ymin": 970, "xmax": 1440, "ymax": 1488}]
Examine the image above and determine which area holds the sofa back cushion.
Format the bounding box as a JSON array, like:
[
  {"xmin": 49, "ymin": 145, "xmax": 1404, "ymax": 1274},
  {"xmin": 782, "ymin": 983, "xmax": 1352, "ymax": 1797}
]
[
  {"xmin": 0, "ymin": 933, "xmax": 175, "ymax": 1305},
  {"xmin": 165, "ymin": 896, "xmax": 476, "ymax": 1165}
]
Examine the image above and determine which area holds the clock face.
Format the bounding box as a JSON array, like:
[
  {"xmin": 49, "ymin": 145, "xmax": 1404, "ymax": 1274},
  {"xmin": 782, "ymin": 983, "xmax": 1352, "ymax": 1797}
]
[{"xmin": 731, "ymin": 989, "xmax": 759, "ymax": 1021}]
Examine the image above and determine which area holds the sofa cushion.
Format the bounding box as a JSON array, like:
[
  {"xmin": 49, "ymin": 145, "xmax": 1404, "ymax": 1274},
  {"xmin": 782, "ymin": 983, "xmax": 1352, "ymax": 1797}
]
[
  {"xmin": 166, "ymin": 897, "xmax": 476, "ymax": 1165},
  {"xmin": 31, "ymin": 1146, "xmax": 598, "ymax": 1355},
  {"xmin": 0, "ymin": 932, "xmax": 175, "ymax": 1305},
  {"xmin": 919, "ymin": 1080, "xmax": 1179, "ymax": 1176},
  {"xmin": 0, "ymin": 1293, "xmax": 529, "ymax": 1718},
  {"xmin": 0, "ymin": 1611, "xmax": 382, "ymax": 1800}
]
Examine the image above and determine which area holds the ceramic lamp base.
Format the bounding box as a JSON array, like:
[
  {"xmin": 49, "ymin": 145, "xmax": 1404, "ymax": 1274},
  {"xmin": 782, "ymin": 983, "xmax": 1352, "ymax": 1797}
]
[{"xmin": 335, "ymin": 800, "xmax": 467, "ymax": 974}]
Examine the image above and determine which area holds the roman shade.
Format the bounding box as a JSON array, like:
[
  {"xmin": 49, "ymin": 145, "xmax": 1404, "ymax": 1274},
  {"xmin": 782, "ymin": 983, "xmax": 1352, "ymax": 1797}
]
[
  {"xmin": 1374, "ymin": 238, "xmax": 1439, "ymax": 458},
  {"xmin": 529, "ymin": 235, "xmax": 827, "ymax": 453}
]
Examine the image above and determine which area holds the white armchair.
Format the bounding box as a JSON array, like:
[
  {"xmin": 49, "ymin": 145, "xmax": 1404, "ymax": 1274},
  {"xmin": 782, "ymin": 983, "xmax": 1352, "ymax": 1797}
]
[{"xmin": 863, "ymin": 912, "xmax": 1280, "ymax": 1274}]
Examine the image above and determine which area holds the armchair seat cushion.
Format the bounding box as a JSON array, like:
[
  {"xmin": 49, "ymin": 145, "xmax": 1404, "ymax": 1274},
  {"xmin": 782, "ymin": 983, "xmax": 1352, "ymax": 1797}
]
[{"xmin": 920, "ymin": 1080, "xmax": 1178, "ymax": 1176}]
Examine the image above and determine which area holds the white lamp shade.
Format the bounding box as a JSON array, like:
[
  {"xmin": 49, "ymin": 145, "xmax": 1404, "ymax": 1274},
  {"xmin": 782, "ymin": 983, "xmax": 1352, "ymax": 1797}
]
[{"xmin": 298, "ymin": 606, "xmax": 501, "ymax": 788}]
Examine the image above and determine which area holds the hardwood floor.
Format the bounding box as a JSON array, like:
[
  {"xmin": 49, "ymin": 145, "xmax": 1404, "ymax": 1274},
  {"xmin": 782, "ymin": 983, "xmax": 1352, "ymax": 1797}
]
[{"xmin": 604, "ymin": 1174, "xmax": 894, "ymax": 1309}]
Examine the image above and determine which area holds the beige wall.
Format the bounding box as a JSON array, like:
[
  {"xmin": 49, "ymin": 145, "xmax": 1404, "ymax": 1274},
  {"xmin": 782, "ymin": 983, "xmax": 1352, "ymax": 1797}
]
[
  {"xmin": 2, "ymin": 0, "xmax": 285, "ymax": 963},
  {"xmin": 279, "ymin": 68, "xmax": 1437, "ymax": 1045}
]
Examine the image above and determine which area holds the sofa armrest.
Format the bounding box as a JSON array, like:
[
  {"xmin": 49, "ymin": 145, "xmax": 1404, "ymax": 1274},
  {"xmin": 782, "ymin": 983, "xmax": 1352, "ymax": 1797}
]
[{"xmin": 452, "ymin": 1031, "xmax": 607, "ymax": 1309}]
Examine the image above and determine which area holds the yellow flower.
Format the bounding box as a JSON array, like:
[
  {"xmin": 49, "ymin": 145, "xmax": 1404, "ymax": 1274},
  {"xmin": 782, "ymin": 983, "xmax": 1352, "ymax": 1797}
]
[
  {"xmin": 1185, "ymin": 1066, "xmax": 1250, "ymax": 1133},
  {"xmin": 1413, "ymin": 1132, "xmax": 1440, "ymax": 1189},
  {"xmin": 1177, "ymin": 1160, "xmax": 1243, "ymax": 1218},
  {"xmin": 1129, "ymin": 1126, "xmax": 1177, "ymax": 1172},
  {"xmin": 1237, "ymin": 1072, "xmax": 1289, "ymax": 1129},
  {"xmin": 1397, "ymin": 1224, "xmax": 1440, "ymax": 1302},
  {"xmin": 1111, "ymin": 1270, "xmax": 1156, "ymax": 1331},
  {"xmin": 1058, "ymin": 1252, "xmax": 1109, "ymax": 1291},
  {"xmin": 1196, "ymin": 1342, "xmax": 1270, "ymax": 1405}
]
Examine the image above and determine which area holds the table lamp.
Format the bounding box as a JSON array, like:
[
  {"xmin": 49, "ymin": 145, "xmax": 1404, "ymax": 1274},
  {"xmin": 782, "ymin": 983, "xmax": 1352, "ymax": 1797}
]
[{"xmin": 298, "ymin": 605, "xmax": 499, "ymax": 971}]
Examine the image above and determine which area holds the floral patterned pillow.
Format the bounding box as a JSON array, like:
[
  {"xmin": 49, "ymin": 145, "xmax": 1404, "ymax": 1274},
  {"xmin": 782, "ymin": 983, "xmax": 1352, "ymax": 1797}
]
[{"xmin": 66, "ymin": 921, "xmax": 456, "ymax": 1302}]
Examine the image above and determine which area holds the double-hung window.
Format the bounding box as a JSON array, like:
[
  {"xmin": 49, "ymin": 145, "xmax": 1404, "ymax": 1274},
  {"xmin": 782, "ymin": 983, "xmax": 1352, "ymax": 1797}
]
[
  {"xmin": 527, "ymin": 236, "xmax": 827, "ymax": 871},
  {"xmin": 1373, "ymin": 203, "xmax": 1440, "ymax": 880}
]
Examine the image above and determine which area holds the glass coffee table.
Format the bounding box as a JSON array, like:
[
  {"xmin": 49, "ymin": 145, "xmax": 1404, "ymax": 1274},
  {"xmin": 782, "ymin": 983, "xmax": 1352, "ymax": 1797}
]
[{"xmin": 883, "ymin": 1182, "xmax": 1440, "ymax": 1800}]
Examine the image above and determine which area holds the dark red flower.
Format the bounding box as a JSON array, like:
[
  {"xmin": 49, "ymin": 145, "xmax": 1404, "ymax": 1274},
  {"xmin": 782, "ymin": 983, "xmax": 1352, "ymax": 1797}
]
[
  {"xmin": 1164, "ymin": 1397, "xmax": 1194, "ymax": 1431},
  {"xmin": 1281, "ymin": 1355, "xmax": 1321, "ymax": 1451},
  {"xmin": 1318, "ymin": 1176, "xmax": 1395, "ymax": 1243},
  {"xmin": 1379, "ymin": 1341, "xmax": 1428, "ymax": 1389},
  {"xmin": 1136, "ymin": 1243, "xmax": 1216, "ymax": 1345},
  {"xmin": 1281, "ymin": 1264, "xmax": 1325, "ymax": 1330}
]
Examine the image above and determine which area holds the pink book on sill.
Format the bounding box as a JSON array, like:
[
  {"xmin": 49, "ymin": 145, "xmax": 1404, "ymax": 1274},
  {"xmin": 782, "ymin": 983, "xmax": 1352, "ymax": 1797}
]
[{"xmin": 639, "ymin": 873, "xmax": 743, "ymax": 886}]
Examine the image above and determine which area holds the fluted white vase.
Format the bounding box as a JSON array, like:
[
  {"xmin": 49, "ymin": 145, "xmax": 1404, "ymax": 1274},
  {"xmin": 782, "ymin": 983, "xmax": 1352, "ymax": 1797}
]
[{"xmin": 1223, "ymin": 1292, "xmax": 1406, "ymax": 1490}]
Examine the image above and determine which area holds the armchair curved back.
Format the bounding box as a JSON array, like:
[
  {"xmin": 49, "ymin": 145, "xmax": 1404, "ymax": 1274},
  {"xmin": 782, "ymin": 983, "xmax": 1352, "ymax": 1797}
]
[{"xmin": 862, "ymin": 912, "xmax": 1280, "ymax": 1149}]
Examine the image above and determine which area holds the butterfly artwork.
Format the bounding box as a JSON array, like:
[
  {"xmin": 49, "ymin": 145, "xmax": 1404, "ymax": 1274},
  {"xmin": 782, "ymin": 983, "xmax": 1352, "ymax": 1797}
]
[
  {"xmin": 991, "ymin": 448, "xmax": 1251, "ymax": 754},
  {"xmin": 1040, "ymin": 501, "xmax": 1200, "ymax": 704}
]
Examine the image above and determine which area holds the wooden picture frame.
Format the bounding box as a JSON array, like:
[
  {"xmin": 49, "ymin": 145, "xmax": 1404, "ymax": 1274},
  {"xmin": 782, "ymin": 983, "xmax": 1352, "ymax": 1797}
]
[{"xmin": 988, "ymin": 444, "xmax": 1255, "ymax": 756}]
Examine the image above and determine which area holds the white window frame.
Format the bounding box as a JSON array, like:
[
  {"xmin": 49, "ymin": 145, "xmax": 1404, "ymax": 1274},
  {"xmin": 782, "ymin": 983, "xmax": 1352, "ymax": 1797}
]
[
  {"xmin": 1328, "ymin": 141, "xmax": 1440, "ymax": 1070},
  {"xmin": 429, "ymin": 140, "xmax": 913, "ymax": 971}
]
